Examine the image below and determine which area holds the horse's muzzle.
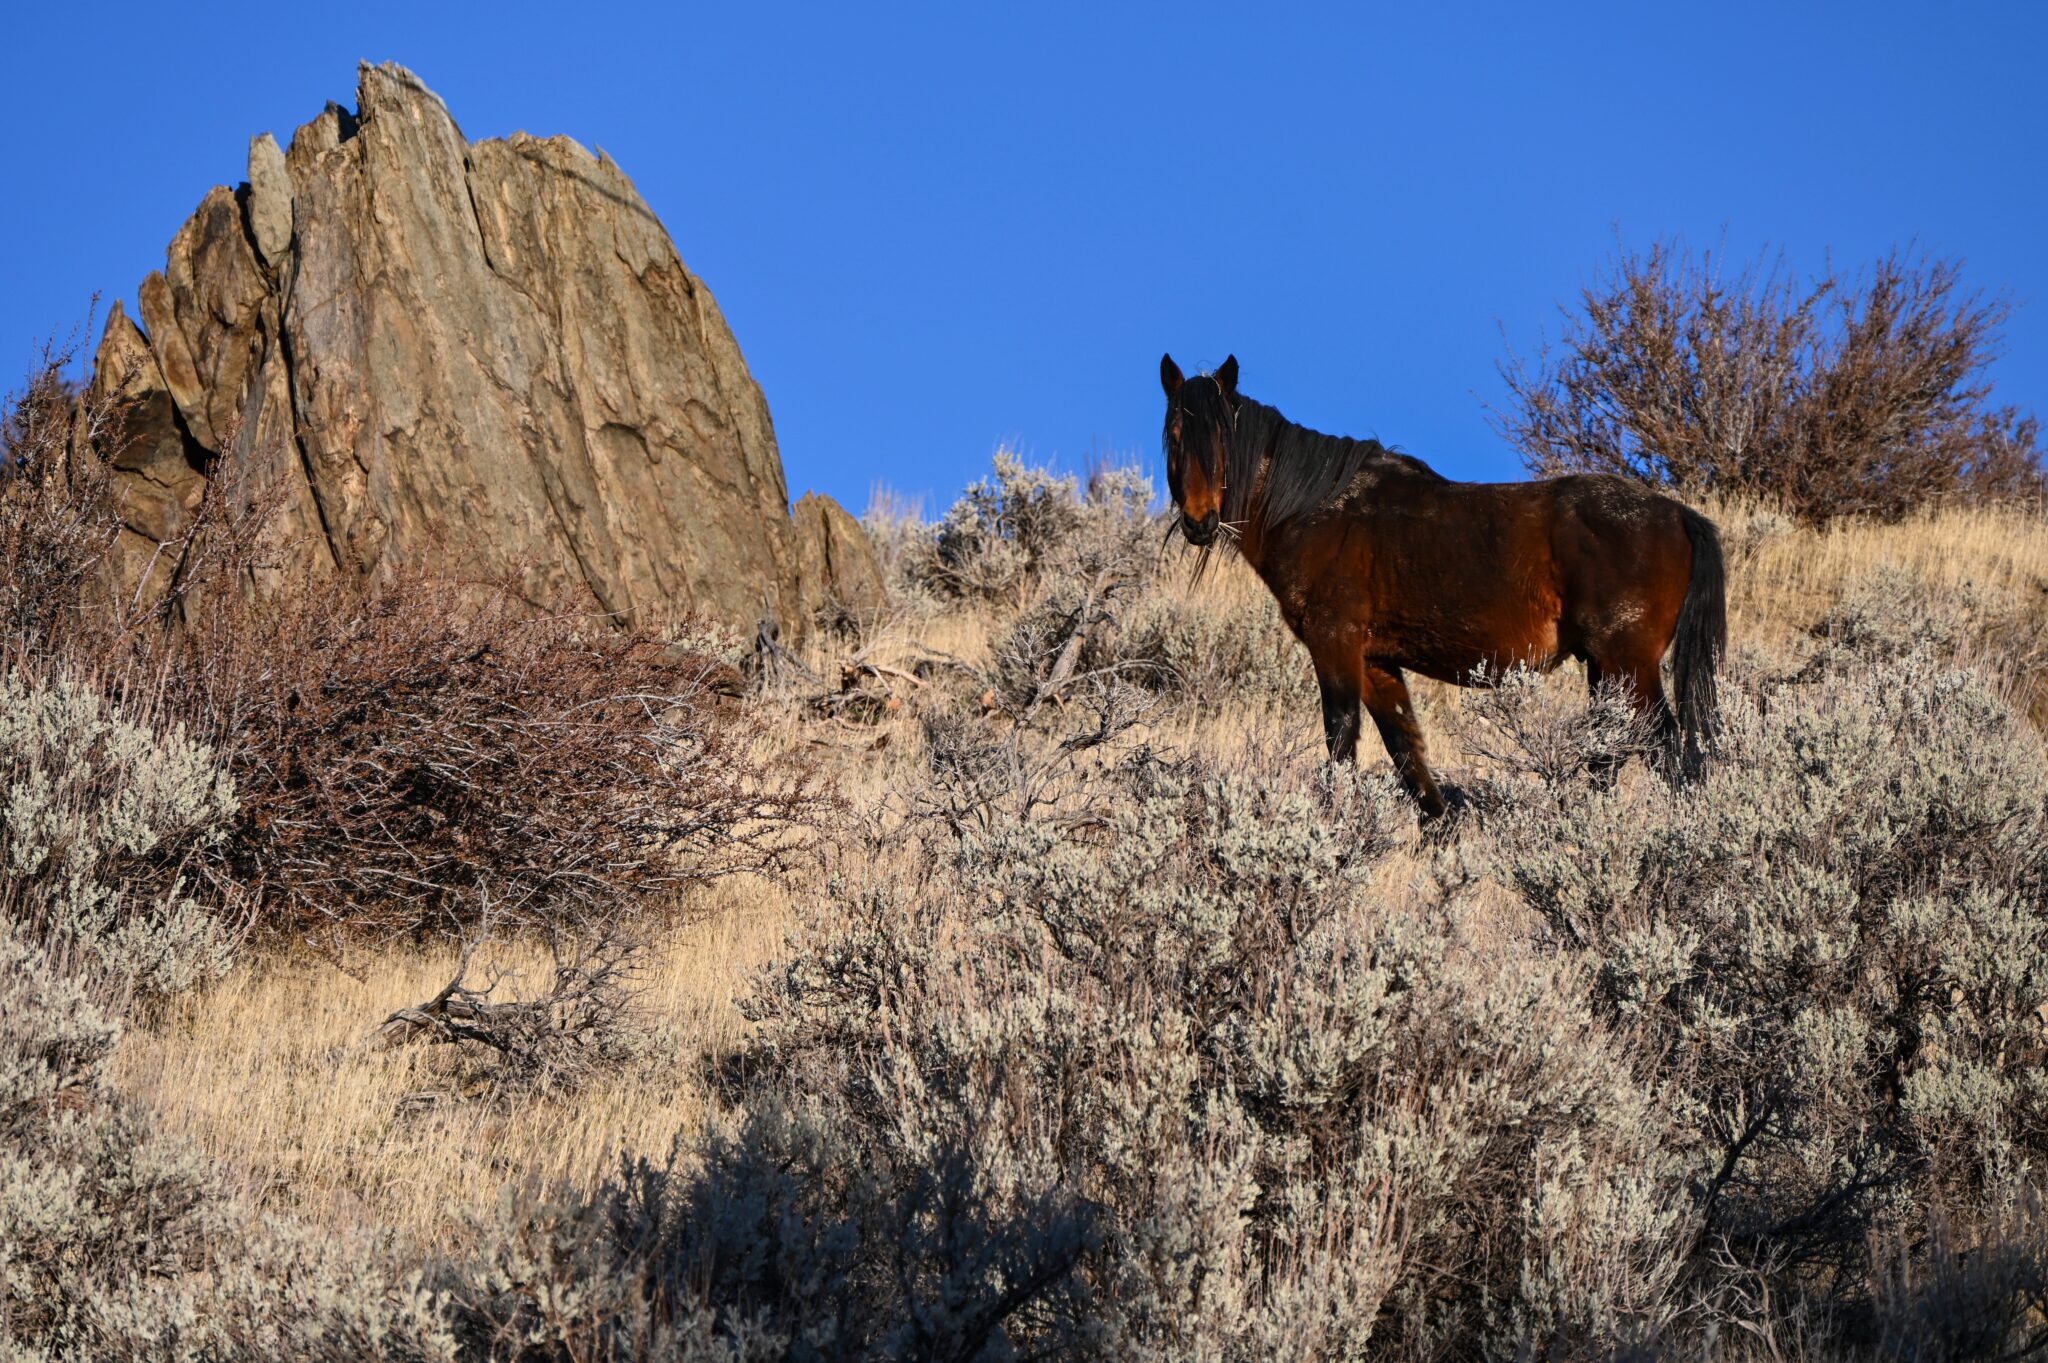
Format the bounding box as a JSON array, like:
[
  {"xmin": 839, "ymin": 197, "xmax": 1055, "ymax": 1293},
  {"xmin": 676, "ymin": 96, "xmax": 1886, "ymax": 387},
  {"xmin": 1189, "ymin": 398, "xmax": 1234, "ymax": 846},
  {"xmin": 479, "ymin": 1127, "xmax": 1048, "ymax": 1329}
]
[{"xmin": 1182, "ymin": 510, "xmax": 1220, "ymax": 546}]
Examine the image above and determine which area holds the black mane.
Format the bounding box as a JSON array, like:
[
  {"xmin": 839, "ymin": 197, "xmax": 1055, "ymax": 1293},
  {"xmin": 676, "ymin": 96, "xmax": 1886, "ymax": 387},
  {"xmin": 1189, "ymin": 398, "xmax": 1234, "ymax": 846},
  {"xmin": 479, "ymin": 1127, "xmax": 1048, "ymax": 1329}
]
[{"xmin": 1168, "ymin": 378, "xmax": 1444, "ymax": 535}]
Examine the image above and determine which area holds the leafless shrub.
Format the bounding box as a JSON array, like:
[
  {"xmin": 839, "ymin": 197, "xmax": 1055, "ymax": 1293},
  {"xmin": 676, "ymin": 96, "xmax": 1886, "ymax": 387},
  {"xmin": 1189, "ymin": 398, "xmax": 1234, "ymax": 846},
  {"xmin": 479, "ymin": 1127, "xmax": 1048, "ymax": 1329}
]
[
  {"xmin": 2, "ymin": 315, "xmax": 295, "ymax": 679},
  {"xmin": 987, "ymin": 568, "xmax": 1154, "ymax": 718},
  {"xmin": 166, "ymin": 564, "xmax": 828, "ymax": 940},
  {"xmin": 1494, "ymin": 240, "xmax": 2046, "ymax": 522},
  {"xmin": 1, "ymin": 319, "xmax": 828, "ymax": 947},
  {"xmin": 0, "ymin": 330, "xmax": 124, "ymax": 663},
  {"xmin": 916, "ymin": 680, "xmax": 1162, "ymax": 835}
]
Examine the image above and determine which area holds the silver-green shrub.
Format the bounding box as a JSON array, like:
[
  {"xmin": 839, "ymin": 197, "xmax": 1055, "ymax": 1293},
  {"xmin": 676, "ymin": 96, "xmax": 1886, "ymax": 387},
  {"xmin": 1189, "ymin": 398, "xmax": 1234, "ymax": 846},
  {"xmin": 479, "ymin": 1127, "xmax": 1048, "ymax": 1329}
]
[
  {"xmin": 910, "ymin": 452, "xmax": 1156, "ymax": 604},
  {"xmin": 715, "ymin": 755, "xmax": 1696, "ymax": 1359},
  {"xmin": 1815, "ymin": 563, "xmax": 1970, "ymax": 662},
  {"xmin": 904, "ymin": 452, "xmax": 1317, "ymax": 714},
  {"xmin": 408, "ymin": 752, "xmax": 1703, "ymax": 1360},
  {"xmin": 450, "ymin": 1097, "xmax": 1101, "ymax": 1361},
  {"xmin": 1490, "ymin": 644, "xmax": 2048, "ymax": 1328},
  {"xmin": 0, "ymin": 927, "xmax": 458, "ymax": 1361},
  {"xmin": 1815, "ymin": 562, "xmax": 2048, "ymax": 726},
  {"xmin": 0, "ymin": 929, "xmax": 219, "ymax": 1354},
  {"xmin": 1, "ymin": 668, "xmax": 239, "ymax": 1000},
  {"xmin": 1111, "ymin": 585, "xmax": 1312, "ymax": 710}
]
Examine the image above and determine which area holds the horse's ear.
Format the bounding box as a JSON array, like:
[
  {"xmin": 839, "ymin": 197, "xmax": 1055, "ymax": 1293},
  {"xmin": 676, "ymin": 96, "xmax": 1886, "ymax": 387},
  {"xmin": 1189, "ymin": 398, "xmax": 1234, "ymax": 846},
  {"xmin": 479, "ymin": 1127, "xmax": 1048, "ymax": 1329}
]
[
  {"xmin": 1160, "ymin": 353, "xmax": 1184, "ymax": 397},
  {"xmin": 1216, "ymin": 354, "xmax": 1239, "ymax": 395}
]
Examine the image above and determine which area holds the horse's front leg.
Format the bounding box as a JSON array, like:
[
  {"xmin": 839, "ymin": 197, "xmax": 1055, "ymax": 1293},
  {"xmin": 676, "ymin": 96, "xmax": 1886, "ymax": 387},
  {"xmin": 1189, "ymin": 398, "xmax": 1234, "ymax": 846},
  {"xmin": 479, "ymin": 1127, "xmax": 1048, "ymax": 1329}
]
[
  {"xmin": 1316, "ymin": 664, "xmax": 1363, "ymax": 762},
  {"xmin": 1360, "ymin": 663, "xmax": 1449, "ymax": 822}
]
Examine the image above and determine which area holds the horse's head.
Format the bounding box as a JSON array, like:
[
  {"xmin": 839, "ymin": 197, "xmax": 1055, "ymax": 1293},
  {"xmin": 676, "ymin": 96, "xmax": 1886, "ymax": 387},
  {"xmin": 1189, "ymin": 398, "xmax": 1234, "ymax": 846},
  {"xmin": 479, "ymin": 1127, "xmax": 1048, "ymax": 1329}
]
[{"xmin": 1159, "ymin": 352, "xmax": 1239, "ymax": 546}]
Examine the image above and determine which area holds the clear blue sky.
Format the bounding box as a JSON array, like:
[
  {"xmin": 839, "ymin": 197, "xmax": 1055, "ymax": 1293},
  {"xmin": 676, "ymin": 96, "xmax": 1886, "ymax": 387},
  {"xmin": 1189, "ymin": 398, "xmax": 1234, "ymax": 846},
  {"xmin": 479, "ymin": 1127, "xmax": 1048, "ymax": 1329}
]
[{"xmin": 5, "ymin": 2, "xmax": 2043, "ymax": 510}]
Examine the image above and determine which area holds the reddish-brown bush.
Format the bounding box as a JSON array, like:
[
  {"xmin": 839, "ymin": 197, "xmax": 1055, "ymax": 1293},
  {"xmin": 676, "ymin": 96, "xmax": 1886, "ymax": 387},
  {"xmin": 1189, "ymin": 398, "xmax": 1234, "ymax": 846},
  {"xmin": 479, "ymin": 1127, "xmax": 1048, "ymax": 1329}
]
[
  {"xmin": 1494, "ymin": 240, "xmax": 2045, "ymax": 521},
  {"xmin": 0, "ymin": 338, "xmax": 123, "ymax": 661},
  {"xmin": 169, "ymin": 566, "xmax": 825, "ymax": 940}
]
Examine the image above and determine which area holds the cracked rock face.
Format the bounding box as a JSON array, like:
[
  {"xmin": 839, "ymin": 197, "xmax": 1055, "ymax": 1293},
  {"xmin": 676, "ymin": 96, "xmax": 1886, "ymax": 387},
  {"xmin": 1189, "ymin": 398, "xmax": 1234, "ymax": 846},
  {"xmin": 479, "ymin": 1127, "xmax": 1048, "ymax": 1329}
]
[{"xmin": 86, "ymin": 61, "xmax": 869, "ymax": 631}]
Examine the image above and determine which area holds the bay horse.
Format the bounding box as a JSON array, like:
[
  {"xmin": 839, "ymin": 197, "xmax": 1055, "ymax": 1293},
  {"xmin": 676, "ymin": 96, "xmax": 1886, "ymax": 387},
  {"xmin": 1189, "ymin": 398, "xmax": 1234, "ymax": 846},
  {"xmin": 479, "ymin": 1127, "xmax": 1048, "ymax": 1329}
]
[{"xmin": 1160, "ymin": 353, "xmax": 1726, "ymax": 819}]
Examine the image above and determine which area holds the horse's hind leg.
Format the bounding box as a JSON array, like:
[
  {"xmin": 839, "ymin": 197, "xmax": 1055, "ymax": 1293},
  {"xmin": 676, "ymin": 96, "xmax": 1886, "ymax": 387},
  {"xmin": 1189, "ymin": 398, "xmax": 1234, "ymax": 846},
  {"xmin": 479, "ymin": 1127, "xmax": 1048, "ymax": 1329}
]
[
  {"xmin": 1588, "ymin": 645, "xmax": 1678, "ymax": 774},
  {"xmin": 1361, "ymin": 663, "xmax": 1449, "ymax": 821},
  {"xmin": 1582, "ymin": 659, "xmax": 1627, "ymax": 785}
]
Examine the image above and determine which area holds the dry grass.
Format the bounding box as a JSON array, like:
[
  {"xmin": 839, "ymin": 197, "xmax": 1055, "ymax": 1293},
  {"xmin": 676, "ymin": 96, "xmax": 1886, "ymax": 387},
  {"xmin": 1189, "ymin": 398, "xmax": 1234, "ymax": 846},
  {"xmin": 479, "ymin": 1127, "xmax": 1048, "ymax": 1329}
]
[
  {"xmin": 1723, "ymin": 499, "xmax": 2048, "ymax": 642},
  {"xmin": 107, "ymin": 499, "xmax": 2048, "ymax": 1253},
  {"xmin": 113, "ymin": 876, "xmax": 792, "ymax": 1249},
  {"xmin": 1719, "ymin": 499, "xmax": 2048, "ymax": 723}
]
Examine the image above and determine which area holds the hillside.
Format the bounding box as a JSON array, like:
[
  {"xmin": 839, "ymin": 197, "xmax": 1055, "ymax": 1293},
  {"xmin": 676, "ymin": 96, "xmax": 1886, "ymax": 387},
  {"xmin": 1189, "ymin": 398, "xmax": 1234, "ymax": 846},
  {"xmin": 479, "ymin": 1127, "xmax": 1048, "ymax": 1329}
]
[{"xmin": 42, "ymin": 467, "xmax": 2042, "ymax": 1358}]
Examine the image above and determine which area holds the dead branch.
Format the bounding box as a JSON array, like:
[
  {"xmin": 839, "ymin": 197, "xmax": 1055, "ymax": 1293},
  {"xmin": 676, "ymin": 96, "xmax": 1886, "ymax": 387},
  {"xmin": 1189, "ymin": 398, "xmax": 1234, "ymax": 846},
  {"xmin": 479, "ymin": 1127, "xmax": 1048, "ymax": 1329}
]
[{"xmin": 371, "ymin": 920, "xmax": 646, "ymax": 1098}]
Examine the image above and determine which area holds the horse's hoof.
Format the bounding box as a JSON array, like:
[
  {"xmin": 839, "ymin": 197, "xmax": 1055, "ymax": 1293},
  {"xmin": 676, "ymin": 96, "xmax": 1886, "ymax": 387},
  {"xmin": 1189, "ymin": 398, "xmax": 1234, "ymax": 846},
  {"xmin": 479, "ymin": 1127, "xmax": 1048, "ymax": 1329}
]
[{"xmin": 1416, "ymin": 784, "xmax": 1469, "ymax": 838}]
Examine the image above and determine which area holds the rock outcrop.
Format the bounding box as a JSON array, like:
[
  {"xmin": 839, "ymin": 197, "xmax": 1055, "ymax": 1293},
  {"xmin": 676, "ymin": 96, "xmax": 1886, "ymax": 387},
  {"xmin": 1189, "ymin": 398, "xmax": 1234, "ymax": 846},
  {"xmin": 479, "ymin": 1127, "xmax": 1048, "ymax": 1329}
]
[
  {"xmin": 86, "ymin": 61, "xmax": 868, "ymax": 631},
  {"xmin": 791, "ymin": 491, "xmax": 887, "ymax": 627}
]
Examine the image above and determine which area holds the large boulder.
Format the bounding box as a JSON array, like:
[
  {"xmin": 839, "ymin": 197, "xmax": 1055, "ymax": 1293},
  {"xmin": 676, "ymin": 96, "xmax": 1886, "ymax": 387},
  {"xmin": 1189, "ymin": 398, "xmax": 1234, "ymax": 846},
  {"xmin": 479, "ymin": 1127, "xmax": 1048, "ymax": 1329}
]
[{"xmin": 85, "ymin": 61, "xmax": 867, "ymax": 632}]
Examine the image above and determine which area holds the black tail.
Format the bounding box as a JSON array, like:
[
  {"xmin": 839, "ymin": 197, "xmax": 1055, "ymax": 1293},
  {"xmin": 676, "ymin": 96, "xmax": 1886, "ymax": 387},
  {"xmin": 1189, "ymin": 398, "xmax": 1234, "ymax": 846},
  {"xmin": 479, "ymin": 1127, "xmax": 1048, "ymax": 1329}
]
[{"xmin": 1672, "ymin": 506, "xmax": 1727, "ymax": 774}]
